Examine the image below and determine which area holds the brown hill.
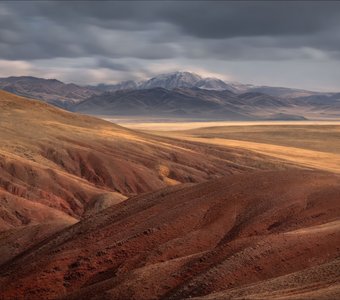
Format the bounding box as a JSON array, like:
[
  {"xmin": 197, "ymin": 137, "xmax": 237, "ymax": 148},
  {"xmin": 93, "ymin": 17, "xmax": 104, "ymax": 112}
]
[
  {"xmin": 0, "ymin": 170, "xmax": 338, "ymax": 299},
  {"xmin": 0, "ymin": 90, "xmax": 295, "ymax": 232},
  {"xmin": 0, "ymin": 76, "xmax": 99, "ymax": 108}
]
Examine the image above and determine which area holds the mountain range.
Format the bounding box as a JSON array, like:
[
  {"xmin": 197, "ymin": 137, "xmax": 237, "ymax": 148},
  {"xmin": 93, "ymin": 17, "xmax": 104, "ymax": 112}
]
[
  {"xmin": 0, "ymin": 76, "xmax": 99, "ymax": 109},
  {"xmin": 92, "ymin": 71, "xmax": 319, "ymax": 97},
  {"xmin": 73, "ymin": 88, "xmax": 302, "ymax": 120},
  {"xmin": 94, "ymin": 72, "xmax": 239, "ymax": 92},
  {"xmin": 1, "ymin": 72, "xmax": 339, "ymax": 120}
]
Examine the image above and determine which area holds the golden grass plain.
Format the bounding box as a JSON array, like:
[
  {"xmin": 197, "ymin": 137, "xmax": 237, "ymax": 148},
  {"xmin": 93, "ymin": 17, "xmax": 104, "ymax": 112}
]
[{"xmin": 113, "ymin": 120, "xmax": 340, "ymax": 174}]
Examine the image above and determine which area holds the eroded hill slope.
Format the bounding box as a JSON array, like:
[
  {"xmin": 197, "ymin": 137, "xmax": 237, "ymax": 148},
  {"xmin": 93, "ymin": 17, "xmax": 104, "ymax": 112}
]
[
  {"xmin": 0, "ymin": 170, "xmax": 338, "ymax": 299},
  {"xmin": 0, "ymin": 90, "xmax": 294, "ymax": 231}
]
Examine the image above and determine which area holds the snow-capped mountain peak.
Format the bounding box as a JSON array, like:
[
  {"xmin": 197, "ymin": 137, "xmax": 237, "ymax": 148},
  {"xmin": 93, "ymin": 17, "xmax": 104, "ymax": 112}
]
[
  {"xmin": 139, "ymin": 71, "xmax": 203, "ymax": 89},
  {"xmin": 95, "ymin": 71, "xmax": 251, "ymax": 93},
  {"xmin": 195, "ymin": 77, "xmax": 231, "ymax": 91}
]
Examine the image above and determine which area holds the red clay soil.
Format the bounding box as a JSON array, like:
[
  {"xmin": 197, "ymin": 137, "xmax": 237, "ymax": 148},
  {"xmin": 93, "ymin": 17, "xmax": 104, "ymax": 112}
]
[
  {"xmin": 0, "ymin": 90, "xmax": 298, "ymax": 231},
  {"xmin": 0, "ymin": 170, "xmax": 339, "ymax": 300}
]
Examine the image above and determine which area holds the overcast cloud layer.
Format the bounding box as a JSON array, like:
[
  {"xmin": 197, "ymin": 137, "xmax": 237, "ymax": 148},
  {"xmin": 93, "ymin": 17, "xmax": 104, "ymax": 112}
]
[{"xmin": 0, "ymin": 1, "xmax": 339, "ymax": 91}]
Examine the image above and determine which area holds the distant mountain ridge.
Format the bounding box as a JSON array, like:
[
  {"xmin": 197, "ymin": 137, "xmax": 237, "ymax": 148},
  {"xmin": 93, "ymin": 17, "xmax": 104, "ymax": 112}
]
[
  {"xmin": 0, "ymin": 72, "xmax": 339, "ymax": 120},
  {"xmin": 73, "ymin": 87, "xmax": 252, "ymax": 119},
  {"xmin": 0, "ymin": 72, "xmax": 326, "ymax": 102},
  {"xmin": 93, "ymin": 71, "xmax": 322, "ymax": 97},
  {"xmin": 0, "ymin": 76, "xmax": 99, "ymax": 108},
  {"xmin": 73, "ymin": 87, "xmax": 310, "ymax": 120},
  {"xmin": 93, "ymin": 71, "xmax": 255, "ymax": 94},
  {"xmin": 139, "ymin": 71, "xmax": 202, "ymax": 90}
]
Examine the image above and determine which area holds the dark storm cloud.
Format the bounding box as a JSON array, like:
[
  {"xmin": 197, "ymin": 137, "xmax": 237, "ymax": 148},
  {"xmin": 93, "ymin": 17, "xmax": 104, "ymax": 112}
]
[
  {"xmin": 1, "ymin": 1, "xmax": 340, "ymax": 61},
  {"xmin": 96, "ymin": 58, "xmax": 131, "ymax": 71},
  {"xmin": 160, "ymin": 2, "xmax": 340, "ymax": 38},
  {"xmin": 0, "ymin": 1, "xmax": 339, "ymax": 90},
  {"xmin": 7, "ymin": 1, "xmax": 340, "ymax": 37}
]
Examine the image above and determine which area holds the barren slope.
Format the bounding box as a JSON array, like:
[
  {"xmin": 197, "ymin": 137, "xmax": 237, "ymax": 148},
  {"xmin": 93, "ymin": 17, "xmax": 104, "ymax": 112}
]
[
  {"xmin": 0, "ymin": 170, "xmax": 338, "ymax": 299},
  {"xmin": 192, "ymin": 256, "xmax": 340, "ymax": 299},
  {"xmin": 0, "ymin": 90, "xmax": 295, "ymax": 231}
]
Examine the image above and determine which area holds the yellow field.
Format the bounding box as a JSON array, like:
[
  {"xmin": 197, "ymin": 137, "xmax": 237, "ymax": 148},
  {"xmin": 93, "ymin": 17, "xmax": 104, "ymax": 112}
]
[
  {"xmin": 167, "ymin": 136, "xmax": 340, "ymax": 173},
  {"xmin": 118, "ymin": 121, "xmax": 340, "ymax": 174},
  {"xmin": 111, "ymin": 119, "xmax": 340, "ymax": 131}
]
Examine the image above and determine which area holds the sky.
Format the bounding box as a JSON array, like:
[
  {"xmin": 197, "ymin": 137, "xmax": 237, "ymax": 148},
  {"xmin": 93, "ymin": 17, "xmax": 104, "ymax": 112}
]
[{"xmin": 0, "ymin": 1, "xmax": 340, "ymax": 91}]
